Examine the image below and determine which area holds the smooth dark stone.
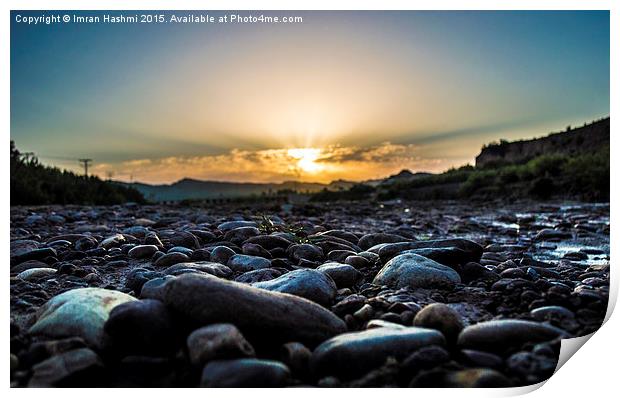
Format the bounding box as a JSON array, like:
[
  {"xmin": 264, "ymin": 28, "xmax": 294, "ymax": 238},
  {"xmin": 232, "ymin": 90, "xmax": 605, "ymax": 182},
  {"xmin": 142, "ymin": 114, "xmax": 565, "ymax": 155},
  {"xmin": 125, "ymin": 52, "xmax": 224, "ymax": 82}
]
[
  {"xmin": 200, "ymin": 358, "xmax": 290, "ymax": 387},
  {"xmin": 457, "ymin": 320, "xmax": 568, "ymax": 354},
  {"xmin": 310, "ymin": 327, "xmax": 445, "ymax": 379},
  {"xmin": 163, "ymin": 274, "xmax": 346, "ymax": 347}
]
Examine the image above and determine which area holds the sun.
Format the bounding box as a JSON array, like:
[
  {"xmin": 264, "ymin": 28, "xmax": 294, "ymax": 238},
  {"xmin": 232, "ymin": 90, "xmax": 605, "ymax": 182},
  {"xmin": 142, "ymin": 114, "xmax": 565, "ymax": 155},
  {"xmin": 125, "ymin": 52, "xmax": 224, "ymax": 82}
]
[{"xmin": 287, "ymin": 148, "xmax": 323, "ymax": 174}]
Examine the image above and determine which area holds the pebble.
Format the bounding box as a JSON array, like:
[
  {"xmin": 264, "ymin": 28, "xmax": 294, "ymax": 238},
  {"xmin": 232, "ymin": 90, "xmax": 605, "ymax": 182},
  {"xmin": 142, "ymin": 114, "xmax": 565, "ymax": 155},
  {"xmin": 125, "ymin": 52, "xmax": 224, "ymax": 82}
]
[
  {"xmin": 235, "ymin": 268, "xmax": 282, "ymax": 283},
  {"xmin": 187, "ymin": 323, "xmax": 255, "ymax": 366},
  {"xmin": 153, "ymin": 252, "xmax": 191, "ymax": 268},
  {"xmin": 128, "ymin": 245, "xmax": 159, "ymax": 259},
  {"xmin": 227, "ymin": 254, "xmax": 272, "ymax": 272},
  {"xmin": 413, "ymin": 303, "xmax": 464, "ymax": 344},
  {"xmin": 210, "ymin": 245, "xmax": 236, "ymax": 265},
  {"xmin": 224, "ymin": 226, "xmax": 261, "ymax": 244},
  {"xmin": 16, "ymin": 267, "xmax": 57, "ymax": 281},
  {"xmin": 316, "ymin": 263, "xmax": 362, "ymax": 288},
  {"xmin": 217, "ymin": 220, "xmax": 257, "ymax": 232},
  {"xmin": 163, "ymin": 261, "xmax": 232, "ymax": 278},
  {"xmin": 287, "ymin": 243, "xmax": 325, "ymax": 264}
]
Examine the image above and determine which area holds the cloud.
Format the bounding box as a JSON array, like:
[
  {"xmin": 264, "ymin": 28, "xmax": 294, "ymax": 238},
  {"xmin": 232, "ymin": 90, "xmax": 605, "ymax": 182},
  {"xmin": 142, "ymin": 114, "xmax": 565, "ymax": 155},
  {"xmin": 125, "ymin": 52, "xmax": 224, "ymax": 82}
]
[
  {"xmin": 90, "ymin": 142, "xmax": 446, "ymax": 184},
  {"xmin": 318, "ymin": 142, "xmax": 423, "ymax": 163}
]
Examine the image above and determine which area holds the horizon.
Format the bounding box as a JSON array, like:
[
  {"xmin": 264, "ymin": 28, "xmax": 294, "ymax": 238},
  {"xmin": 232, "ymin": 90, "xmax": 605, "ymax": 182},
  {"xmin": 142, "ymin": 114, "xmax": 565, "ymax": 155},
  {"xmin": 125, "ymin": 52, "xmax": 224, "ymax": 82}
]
[{"xmin": 11, "ymin": 10, "xmax": 610, "ymax": 184}]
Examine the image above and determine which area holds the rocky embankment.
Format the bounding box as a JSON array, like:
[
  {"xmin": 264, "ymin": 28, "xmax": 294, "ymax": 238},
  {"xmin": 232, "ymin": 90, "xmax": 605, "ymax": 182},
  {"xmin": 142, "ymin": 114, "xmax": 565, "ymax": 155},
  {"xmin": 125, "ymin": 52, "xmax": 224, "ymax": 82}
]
[{"xmin": 9, "ymin": 201, "xmax": 610, "ymax": 387}]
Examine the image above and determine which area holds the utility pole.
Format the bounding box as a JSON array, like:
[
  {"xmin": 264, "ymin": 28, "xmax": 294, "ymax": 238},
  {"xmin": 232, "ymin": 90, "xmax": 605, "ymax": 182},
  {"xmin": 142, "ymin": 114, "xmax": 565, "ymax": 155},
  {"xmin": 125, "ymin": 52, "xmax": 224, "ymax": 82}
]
[{"xmin": 78, "ymin": 158, "xmax": 92, "ymax": 177}]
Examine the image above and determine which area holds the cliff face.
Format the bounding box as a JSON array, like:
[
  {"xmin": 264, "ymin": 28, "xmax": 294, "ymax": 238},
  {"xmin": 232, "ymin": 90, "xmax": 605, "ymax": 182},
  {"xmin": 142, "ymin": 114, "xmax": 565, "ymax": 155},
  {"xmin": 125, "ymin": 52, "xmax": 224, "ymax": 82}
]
[{"xmin": 475, "ymin": 117, "xmax": 610, "ymax": 167}]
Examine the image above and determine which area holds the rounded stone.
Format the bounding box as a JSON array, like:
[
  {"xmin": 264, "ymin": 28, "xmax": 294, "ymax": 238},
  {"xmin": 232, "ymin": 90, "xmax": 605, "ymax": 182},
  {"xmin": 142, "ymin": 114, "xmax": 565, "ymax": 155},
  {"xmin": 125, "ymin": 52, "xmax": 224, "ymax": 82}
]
[
  {"xmin": 16, "ymin": 267, "xmax": 57, "ymax": 281},
  {"xmin": 29, "ymin": 288, "xmax": 137, "ymax": 349},
  {"xmin": 187, "ymin": 323, "xmax": 255, "ymax": 366},
  {"xmin": 104, "ymin": 299, "xmax": 176, "ymax": 355},
  {"xmin": 153, "ymin": 252, "xmax": 191, "ymax": 268},
  {"xmin": 373, "ymin": 253, "xmax": 461, "ymax": 289},
  {"xmin": 128, "ymin": 245, "xmax": 159, "ymax": 259},
  {"xmin": 410, "ymin": 368, "xmax": 512, "ymax": 387},
  {"xmin": 287, "ymin": 243, "xmax": 324, "ymax": 264},
  {"xmin": 200, "ymin": 358, "xmax": 290, "ymax": 387},
  {"xmin": 310, "ymin": 327, "xmax": 446, "ymax": 379},
  {"xmin": 253, "ymin": 269, "xmax": 337, "ymax": 306},
  {"xmin": 163, "ymin": 274, "xmax": 346, "ymax": 347},
  {"xmin": 28, "ymin": 348, "xmax": 103, "ymax": 387},
  {"xmin": 235, "ymin": 268, "xmax": 282, "ymax": 283},
  {"xmin": 457, "ymin": 320, "xmax": 568, "ymax": 354},
  {"xmin": 530, "ymin": 306, "xmax": 575, "ymax": 322},
  {"xmin": 224, "ymin": 226, "xmax": 261, "ymax": 244},
  {"xmin": 413, "ymin": 303, "xmax": 464, "ymax": 344},
  {"xmin": 317, "ymin": 263, "xmax": 362, "ymax": 288},
  {"xmin": 210, "ymin": 246, "xmax": 236, "ymax": 265}
]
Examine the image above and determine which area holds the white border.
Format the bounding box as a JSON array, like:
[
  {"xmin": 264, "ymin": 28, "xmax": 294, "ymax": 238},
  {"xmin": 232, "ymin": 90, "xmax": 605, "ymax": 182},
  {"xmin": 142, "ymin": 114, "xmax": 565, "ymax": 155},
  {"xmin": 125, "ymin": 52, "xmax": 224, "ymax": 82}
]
[{"xmin": 3, "ymin": 1, "xmax": 616, "ymax": 396}]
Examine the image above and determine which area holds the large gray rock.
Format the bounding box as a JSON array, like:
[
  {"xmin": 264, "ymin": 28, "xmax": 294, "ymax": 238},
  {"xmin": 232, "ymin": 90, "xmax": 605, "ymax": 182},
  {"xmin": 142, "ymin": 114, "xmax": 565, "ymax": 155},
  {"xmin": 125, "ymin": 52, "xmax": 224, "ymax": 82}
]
[
  {"xmin": 310, "ymin": 327, "xmax": 445, "ymax": 379},
  {"xmin": 227, "ymin": 254, "xmax": 271, "ymax": 272},
  {"xmin": 372, "ymin": 253, "xmax": 461, "ymax": 289},
  {"xmin": 29, "ymin": 288, "xmax": 137, "ymax": 349},
  {"xmin": 253, "ymin": 269, "xmax": 337, "ymax": 306},
  {"xmin": 457, "ymin": 320, "xmax": 569, "ymax": 354},
  {"xmin": 163, "ymin": 274, "xmax": 346, "ymax": 347}
]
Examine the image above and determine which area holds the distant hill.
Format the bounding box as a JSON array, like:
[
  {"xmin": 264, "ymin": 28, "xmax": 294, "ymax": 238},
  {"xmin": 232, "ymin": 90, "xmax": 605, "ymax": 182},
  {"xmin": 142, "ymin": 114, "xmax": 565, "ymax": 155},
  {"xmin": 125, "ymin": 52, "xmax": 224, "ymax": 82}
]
[
  {"xmin": 127, "ymin": 169, "xmax": 436, "ymax": 202},
  {"xmin": 380, "ymin": 169, "xmax": 433, "ymax": 185},
  {"xmin": 475, "ymin": 117, "xmax": 609, "ymax": 167},
  {"xmin": 312, "ymin": 116, "xmax": 610, "ymax": 202},
  {"xmin": 127, "ymin": 178, "xmax": 356, "ymax": 202}
]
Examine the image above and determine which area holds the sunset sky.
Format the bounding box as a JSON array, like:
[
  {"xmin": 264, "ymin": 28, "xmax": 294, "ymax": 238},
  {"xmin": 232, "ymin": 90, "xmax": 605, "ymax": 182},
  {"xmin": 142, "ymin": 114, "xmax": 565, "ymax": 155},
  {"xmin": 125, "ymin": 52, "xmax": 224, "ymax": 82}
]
[{"xmin": 11, "ymin": 11, "xmax": 609, "ymax": 184}]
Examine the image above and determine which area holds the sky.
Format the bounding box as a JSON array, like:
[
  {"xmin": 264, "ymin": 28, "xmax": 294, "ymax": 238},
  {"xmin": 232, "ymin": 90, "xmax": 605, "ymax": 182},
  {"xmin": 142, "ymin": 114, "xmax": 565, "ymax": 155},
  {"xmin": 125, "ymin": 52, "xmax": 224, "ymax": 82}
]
[{"xmin": 11, "ymin": 10, "xmax": 609, "ymax": 184}]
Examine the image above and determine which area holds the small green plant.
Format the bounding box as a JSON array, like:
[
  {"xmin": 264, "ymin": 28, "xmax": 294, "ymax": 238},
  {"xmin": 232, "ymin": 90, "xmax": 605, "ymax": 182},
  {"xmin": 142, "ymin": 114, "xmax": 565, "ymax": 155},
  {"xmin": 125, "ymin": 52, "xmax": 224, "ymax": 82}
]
[{"xmin": 256, "ymin": 214, "xmax": 310, "ymax": 243}]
